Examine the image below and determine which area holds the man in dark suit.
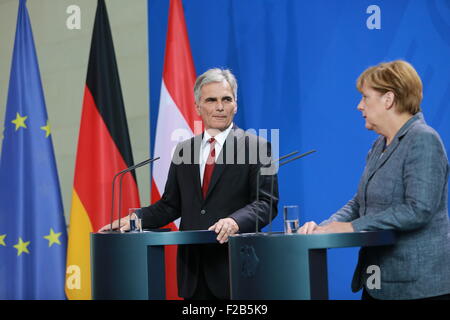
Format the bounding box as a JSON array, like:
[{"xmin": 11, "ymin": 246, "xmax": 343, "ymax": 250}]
[{"xmin": 99, "ymin": 68, "xmax": 278, "ymax": 300}]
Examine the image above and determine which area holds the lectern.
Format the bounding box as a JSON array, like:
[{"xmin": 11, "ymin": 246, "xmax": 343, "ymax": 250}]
[
  {"xmin": 90, "ymin": 230, "xmax": 217, "ymax": 300},
  {"xmin": 228, "ymin": 231, "xmax": 396, "ymax": 300}
]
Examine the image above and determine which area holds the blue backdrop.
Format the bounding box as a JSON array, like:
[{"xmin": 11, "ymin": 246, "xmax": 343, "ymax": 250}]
[{"xmin": 148, "ymin": 0, "xmax": 450, "ymax": 299}]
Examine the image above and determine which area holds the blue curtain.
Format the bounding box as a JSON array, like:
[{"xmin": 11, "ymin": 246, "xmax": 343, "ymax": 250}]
[{"xmin": 148, "ymin": 0, "xmax": 450, "ymax": 299}]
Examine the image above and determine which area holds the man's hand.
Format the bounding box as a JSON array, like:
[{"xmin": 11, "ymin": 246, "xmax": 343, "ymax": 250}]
[
  {"xmin": 98, "ymin": 217, "xmax": 131, "ymax": 233},
  {"xmin": 208, "ymin": 218, "xmax": 239, "ymax": 244},
  {"xmin": 312, "ymin": 222, "xmax": 354, "ymax": 234}
]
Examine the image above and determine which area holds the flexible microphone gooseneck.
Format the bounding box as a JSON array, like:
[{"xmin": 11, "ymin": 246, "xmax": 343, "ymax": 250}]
[
  {"xmin": 256, "ymin": 151, "xmax": 300, "ymax": 233},
  {"xmin": 110, "ymin": 157, "xmax": 160, "ymax": 232},
  {"xmin": 267, "ymin": 150, "xmax": 316, "ymax": 232}
]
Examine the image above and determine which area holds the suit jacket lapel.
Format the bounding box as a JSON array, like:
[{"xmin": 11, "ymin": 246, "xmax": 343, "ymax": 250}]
[
  {"xmin": 190, "ymin": 134, "xmax": 203, "ymax": 201},
  {"xmin": 366, "ymin": 113, "xmax": 421, "ymax": 182},
  {"xmin": 365, "ymin": 138, "xmax": 385, "ymax": 179},
  {"xmin": 366, "ymin": 138, "xmax": 400, "ymax": 182},
  {"xmin": 204, "ymin": 126, "xmax": 245, "ymax": 200}
]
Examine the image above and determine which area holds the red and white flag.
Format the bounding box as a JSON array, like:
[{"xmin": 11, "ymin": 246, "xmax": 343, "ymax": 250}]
[{"xmin": 152, "ymin": 0, "xmax": 201, "ymax": 300}]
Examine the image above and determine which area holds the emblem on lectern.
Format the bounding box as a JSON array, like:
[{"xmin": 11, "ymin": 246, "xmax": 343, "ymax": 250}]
[{"xmin": 240, "ymin": 245, "xmax": 259, "ymax": 278}]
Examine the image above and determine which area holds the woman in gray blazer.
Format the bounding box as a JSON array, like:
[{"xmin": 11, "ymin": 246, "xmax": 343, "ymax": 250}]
[{"xmin": 298, "ymin": 60, "xmax": 450, "ymax": 300}]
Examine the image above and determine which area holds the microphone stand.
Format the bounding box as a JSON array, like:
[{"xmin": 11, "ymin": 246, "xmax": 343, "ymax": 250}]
[
  {"xmin": 267, "ymin": 149, "xmax": 316, "ymax": 232},
  {"xmin": 110, "ymin": 157, "xmax": 160, "ymax": 232},
  {"xmin": 256, "ymin": 151, "xmax": 300, "ymax": 233}
]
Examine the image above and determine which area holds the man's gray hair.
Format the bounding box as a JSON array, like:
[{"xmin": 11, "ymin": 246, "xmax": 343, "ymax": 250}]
[{"xmin": 194, "ymin": 68, "xmax": 238, "ymax": 104}]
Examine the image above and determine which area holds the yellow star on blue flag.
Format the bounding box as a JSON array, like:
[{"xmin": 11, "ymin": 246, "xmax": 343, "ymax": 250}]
[
  {"xmin": 43, "ymin": 228, "xmax": 62, "ymax": 247},
  {"xmin": 13, "ymin": 237, "xmax": 30, "ymax": 256},
  {"xmin": 40, "ymin": 121, "xmax": 51, "ymax": 138},
  {"xmin": 11, "ymin": 112, "xmax": 27, "ymax": 131}
]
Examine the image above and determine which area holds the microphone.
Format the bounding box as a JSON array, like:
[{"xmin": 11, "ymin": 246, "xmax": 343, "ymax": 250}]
[
  {"xmin": 267, "ymin": 150, "xmax": 316, "ymax": 232},
  {"xmin": 255, "ymin": 151, "xmax": 300, "ymax": 233},
  {"xmin": 255, "ymin": 150, "xmax": 317, "ymax": 233},
  {"xmin": 279, "ymin": 149, "xmax": 316, "ymax": 167},
  {"xmin": 110, "ymin": 157, "xmax": 160, "ymax": 232}
]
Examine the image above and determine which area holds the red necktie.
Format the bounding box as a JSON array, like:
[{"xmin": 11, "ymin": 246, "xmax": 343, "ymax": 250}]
[{"xmin": 202, "ymin": 137, "xmax": 216, "ymax": 198}]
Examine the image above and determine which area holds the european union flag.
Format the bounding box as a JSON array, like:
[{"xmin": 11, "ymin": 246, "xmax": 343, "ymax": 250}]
[{"xmin": 0, "ymin": 0, "xmax": 67, "ymax": 299}]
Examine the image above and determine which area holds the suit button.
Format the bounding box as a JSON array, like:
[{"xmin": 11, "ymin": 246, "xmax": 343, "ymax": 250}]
[{"xmin": 200, "ymin": 209, "xmax": 206, "ymax": 215}]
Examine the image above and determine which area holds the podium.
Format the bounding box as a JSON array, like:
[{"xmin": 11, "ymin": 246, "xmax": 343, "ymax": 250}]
[
  {"xmin": 90, "ymin": 230, "xmax": 217, "ymax": 300},
  {"xmin": 92, "ymin": 230, "xmax": 395, "ymax": 300},
  {"xmin": 228, "ymin": 231, "xmax": 396, "ymax": 300}
]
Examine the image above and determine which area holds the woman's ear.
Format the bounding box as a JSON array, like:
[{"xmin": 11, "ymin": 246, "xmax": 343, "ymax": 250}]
[{"xmin": 384, "ymin": 91, "xmax": 395, "ymax": 110}]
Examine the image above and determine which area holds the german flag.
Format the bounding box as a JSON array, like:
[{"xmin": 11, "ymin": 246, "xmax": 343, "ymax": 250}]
[{"xmin": 65, "ymin": 0, "xmax": 140, "ymax": 300}]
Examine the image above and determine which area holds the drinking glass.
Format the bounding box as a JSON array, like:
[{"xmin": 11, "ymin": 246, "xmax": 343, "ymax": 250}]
[
  {"xmin": 128, "ymin": 208, "xmax": 142, "ymax": 232},
  {"xmin": 284, "ymin": 205, "xmax": 299, "ymax": 234}
]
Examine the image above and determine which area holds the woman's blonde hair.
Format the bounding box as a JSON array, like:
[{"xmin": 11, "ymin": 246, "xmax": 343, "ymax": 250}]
[{"xmin": 356, "ymin": 60, "xmax": 423, "ymax": 114}]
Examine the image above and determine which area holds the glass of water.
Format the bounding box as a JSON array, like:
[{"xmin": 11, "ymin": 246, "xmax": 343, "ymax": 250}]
[
  {"xmin": 284, "ymin": 205, "xmax": 300, "ymax": 234},
  {"xmin": 128, "ymin": 208, "xmax": 142, "ymax": 232}
]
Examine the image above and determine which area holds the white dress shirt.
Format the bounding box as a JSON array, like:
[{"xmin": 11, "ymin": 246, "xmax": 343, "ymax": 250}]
[{"xmin": 199, "ymin": 123, "xmax": 234, "ymax": 186}]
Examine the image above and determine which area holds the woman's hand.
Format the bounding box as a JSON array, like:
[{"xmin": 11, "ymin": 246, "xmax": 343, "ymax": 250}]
[
  {"xmin": 297, "ymin": 221, "xmax": 319, "ymax": 234},
  {"xmin": 297, "ymin": 221, "xmax": 354, "ymax": 234}
]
